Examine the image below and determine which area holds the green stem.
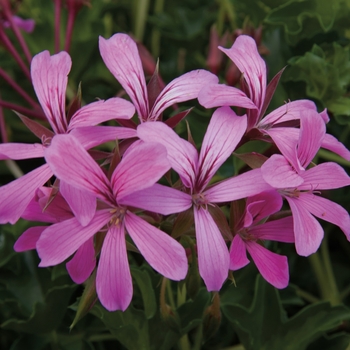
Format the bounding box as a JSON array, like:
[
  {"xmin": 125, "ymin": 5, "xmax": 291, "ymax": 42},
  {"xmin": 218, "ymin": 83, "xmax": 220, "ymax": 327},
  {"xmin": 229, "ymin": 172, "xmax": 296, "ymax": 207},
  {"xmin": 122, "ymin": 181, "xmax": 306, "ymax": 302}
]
[
  {"xmin": 151, "ymin": 0, "xmax": 164, "ymax": 58},
  {"xmin": 177, "ymin": 284, "xmax": 191, "ymax": 350},
  {"xmin": 295, "ymin": 288, "xmax": 320, "ymax": 303},
  {"xmin": 193, "ymin": 323, "xmax": 203, "ymax": 350},
  {"xmin": 317, "ymin": 149, "xmax": 350, "ymax": 167},
  {"xmin": 308, "ymin": 252, "xmax": 329, "ymax": 300},
  {"xmin": 320, "ymin": 232, "xmax": 340, "ymax": 305},
  {"xmin": 166, "ymin": 279, "xmax": 176, "ymax": 310},
  {"xmin": 133, "ymin": 0, "xmax": 150, "ymax": 42}
]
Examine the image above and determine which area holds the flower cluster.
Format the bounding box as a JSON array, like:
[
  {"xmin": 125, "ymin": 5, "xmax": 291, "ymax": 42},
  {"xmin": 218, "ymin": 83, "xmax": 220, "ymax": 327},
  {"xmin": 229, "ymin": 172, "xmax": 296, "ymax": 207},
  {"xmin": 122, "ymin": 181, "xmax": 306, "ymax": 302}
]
[{"xmin": 1, "ymin": 33, "xmax": 349, "ymax": 311}]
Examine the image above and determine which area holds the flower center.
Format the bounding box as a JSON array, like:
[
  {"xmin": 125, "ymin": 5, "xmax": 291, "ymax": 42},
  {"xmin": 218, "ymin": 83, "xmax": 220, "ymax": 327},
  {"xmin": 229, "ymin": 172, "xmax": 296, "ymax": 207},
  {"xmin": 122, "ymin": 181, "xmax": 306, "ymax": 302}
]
[
  {"xmin": 192, "ymin": 192, "xmax": 209, "ymax": 209},
  {"xmin": 109, "ymin": 207, "xmax": 126, "ymax": 226}
]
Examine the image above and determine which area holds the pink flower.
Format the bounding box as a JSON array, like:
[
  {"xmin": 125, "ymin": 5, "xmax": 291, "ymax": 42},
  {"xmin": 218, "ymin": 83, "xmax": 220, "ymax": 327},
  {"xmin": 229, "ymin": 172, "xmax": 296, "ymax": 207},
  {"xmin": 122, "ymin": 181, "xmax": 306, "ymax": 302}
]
[
  {"xmin": 14, "ymin": 186, "xmax": 95, "ymax": 285},
  {"xmin": 0, "ymin": 50, "xmax": 136, "ymax": 225},
  {"xmin": 136, "ymin": 107, "xmax": 272, "ymax": 291},
  {"xmin": 198, "ymin": 35, "xmax": 350, "ymax": 161},
  {"xmin": 230, "ymin": 191, "xmax": 294, "ymax": 288},
  {"xmin": 2, "ymin": 15, "xmax": 35, "ymax": 33},
  {"xmin": 99, "ymin": 33, "xmax": 219, "ymax": 123},
  {"xmin": 39, "ymin": 134, "xmax": 187, "ymax": 311},
  {"xmin": 261, "ymin": 110, "xmax": 350, "ymax": 256}
]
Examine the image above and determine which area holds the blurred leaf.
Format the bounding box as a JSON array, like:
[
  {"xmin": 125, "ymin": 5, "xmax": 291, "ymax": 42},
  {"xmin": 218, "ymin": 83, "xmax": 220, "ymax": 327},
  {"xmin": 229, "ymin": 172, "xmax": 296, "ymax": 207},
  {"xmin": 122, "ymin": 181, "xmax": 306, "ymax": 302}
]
[
  {"xmin": 2, "ymin": 284, "xmax": 76, "ymax": 334},
  {"xmin": 91, "ymin": 304, "xmax": 150, "ymax": 350},
  {"xmin": 307, "ymin": 332, "xmax": 350, "ymax": 350},
  {"xmin": 222, "ymin": 275, "xmax": 350, "ymax": 350},
  {"xmin": 131, "ymin": 267, "xmax": 157, "ymax": 319}
]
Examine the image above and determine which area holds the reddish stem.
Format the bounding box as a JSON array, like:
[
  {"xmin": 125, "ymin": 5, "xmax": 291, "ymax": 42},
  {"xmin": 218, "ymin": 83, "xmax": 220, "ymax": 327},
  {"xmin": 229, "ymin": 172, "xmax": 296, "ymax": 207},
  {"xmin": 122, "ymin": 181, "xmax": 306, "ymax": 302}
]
[
  {"xmin": 3, "ymin": 9, "xmax": 32, "ymax": 64},
  {"xmin": 64, "ymin": 9, "xmax": 76, "ymax": 53},
  {"xmin": 54, "ymin": 0, "xmax": 61, "ymax": 53},
  {"xmin": 0, "ymin": 28, "xmax": 31, "ymax": 80},
  {"xmin": 0, "ymin": 99, "xmax": 45, "ymax": 120},
  {"xmin": 0, "ymin": 103, "xmax": 7, "ymax": 143},
  {"xmin": 0, "ymin": 67, "xmax": 39, "ymax": 108}
]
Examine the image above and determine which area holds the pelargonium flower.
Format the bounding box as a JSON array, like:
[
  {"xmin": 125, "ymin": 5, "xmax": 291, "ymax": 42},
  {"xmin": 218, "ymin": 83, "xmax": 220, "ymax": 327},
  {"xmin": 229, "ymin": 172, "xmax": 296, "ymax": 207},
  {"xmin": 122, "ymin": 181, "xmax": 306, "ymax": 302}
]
[
  {"xmin": 230, "ymin": 191, "xmax": 294, "ymax": 288},
  {"xmin": 0, "ymin": 49, "xmax": 136, "ymax": 225},
  {"xmin": 14, "ymin": 186, "xmax": 95, "ymax": 285},
  {"xmin": 39, "ymin": 134, "xmax": 188, "ymax": 311},
  {"xmin": 261, "ymin": 109, "xmax": 350, "ymax": 256},
  {"xmin": 99, "ymin": 33, "xmax": 219, "ymax": 123},
  {"xmin": 136, "ymin": 107, "xmax": 272, "ymax": 291},
  {"xmin": 198, "ymin": 35, "xmax": 350, "ymax": 161}
]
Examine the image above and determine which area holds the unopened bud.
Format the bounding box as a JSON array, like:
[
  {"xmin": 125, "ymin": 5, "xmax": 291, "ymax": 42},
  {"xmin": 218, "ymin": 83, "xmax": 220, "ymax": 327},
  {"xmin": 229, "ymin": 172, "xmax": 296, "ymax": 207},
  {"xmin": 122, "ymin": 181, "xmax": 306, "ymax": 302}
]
[{"xmin": 202, "ymin": 292, "xmax": 221, "ymax": 341}]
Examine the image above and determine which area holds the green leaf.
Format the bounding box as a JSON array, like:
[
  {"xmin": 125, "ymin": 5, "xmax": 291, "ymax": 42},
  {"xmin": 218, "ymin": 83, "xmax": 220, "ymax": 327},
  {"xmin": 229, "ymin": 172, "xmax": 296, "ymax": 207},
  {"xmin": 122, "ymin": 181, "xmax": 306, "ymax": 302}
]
[
  {"xmin": 90, "ymin": 304, "xmax": 150, "ymax": 350},
  {"xmin": 2, "ymin": 284, "xmax": 77, "ymax": 334},
  {"xmin": 265, "ymin": 0, "xmax": 340, "ymax": 37},
  {"xmin": 222, "ymin": 275, "xmax": 350, "ymax": 350},
  {"xmin": 131, "ymin": 267, "xmax": 157, "ymax": 319}
]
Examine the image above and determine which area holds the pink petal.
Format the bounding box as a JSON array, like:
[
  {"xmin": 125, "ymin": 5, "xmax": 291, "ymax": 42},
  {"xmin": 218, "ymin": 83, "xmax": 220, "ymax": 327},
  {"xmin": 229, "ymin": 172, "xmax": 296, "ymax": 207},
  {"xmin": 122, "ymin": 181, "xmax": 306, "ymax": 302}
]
[
  {"xmin": 45, "ymin": 134, "xmax": 112, "ymax": 204},
  {"xmin": 220, "ymin": 35, "xmax": 266, "ymax": 112},
  {"xmin": 8, "ymin": 16, "xmax": 35, "ymax": 33},
  {"xmin": 198, "ymin": 84, "xmax": 257, "ymax": 109},
  {"xmin": 125, "ymin": 211, "xmax": 188, "ymax": 280},
  {"xmin": 229, "ymin": 234, "xmax": 250, "ymax": 270},
  {"xmin": 296, "ymin": 192, "xmax": 350, "ymax": 240},
  {"xmin": 204, "ymin": 168, "xmax": 273, "ymax": 203},
  {"xmin": 14, "ymin": 226, "xmax": 46, "ymax": 252},
  {"xmin": 299, "ymin": 162, "xmax": 350, "ymax": 190},
  {"xmin": 96, "ymin": 223, "xmax": 132, "ymax": 311},
  {"xmin": 246, "ymin": 241, "xmax": 289, "ymax": 289},
  {"xmin": 37, "ymin": 209, "xmax": 111, "ymax": 266},
  {"xmin": 249, "ymin": 216, "xmax": 295, "ymax": 243},
  {"xmin": 260, "ymin": 100, "xmax": 317, "ymax": 127},
  {"xmin": 66, "ymin": 237, "xmax": 96, "ymax": 284},
  {"xmin": 297, "ymin": 109, "xmax": 325, "ymax": 168},
  {"xmin": 150, "ymin": 69, "xmax": 219, "ymax": 120},
  {"xmin": 197, "ymin": 107, "xmax": 247, "ymax": 191},
  {"xmin": 31, "ymin": 51, "xmax": 70, "ymax": 134},
  {"xmin": 264, "ymin": 127, "xmax": 301, "ymax": 172},
  {"xmin": 0, "ymin": 143, "xmax": 44, "ymax": 160},
  {"xmin": 69, "ymin": 126, "xmax": 137, "ymax": 150},
  {"xmin": 244, "ymin": 190, "xmax": 282, "ymax": 227},
  {"xmin": 60, "ymin": 181, "xmax": 96, "ymax": 226},
  {"xmin": 68, "ymin": 98, "xmax": 135, "ymax": 128},
  {"xmin": 285, "ymin": 196, "xmax": 324, "ymax": 256},
  {"xmin": 194, "ymin": 207, "xmax": 229, "ymax": 291},
  {"xmin": 99, "ymin": 34, "xmax": 149, "ymax": 121},
  {"xmin": 137, "ymin": 122, "xmax": 198, "ymax": 189},
  {"xmin": 321, "ymin": 133, "xmax": 350, "ymax": 161},
  {"xmin": 0, "ymin": 164, "xmax": 52, "ymax": 224},
  {"xmin": 119, "ymin": 183, "xmax": 192, "ymax": 215},
  {"xmin": 261, "ymin": 154, "xmax": 304, "ymax": 188},
  {"xmin": 112, "ymin": 142, "xmax": 170, "ymax": 200}
]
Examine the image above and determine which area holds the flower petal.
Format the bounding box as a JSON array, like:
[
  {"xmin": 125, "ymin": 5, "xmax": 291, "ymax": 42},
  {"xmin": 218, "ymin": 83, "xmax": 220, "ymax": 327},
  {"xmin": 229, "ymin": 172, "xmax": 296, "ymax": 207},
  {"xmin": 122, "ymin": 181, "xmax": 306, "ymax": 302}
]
[
  {"xmin": 37, "ymin": 209, "xmax": 110, "ymax": 266},
  {"xmin": 261, "ymin": 154, "xmax": 304, "ymax": 189},
  {"xmin": 0, "ymin": 143, "xmax": 44, "ymax": 160},
  {"xmin": 299, "ymin": 162, "xmax": 350, "ymax": 190},
  {"xmin": 125, "ymin": 211, "xmax": 188, "ymax": 280},
  {"xmin": 137, "ymin": 121, "xmax": 198, "ymax": 189},
  {"xmin": 68, "ymin": 98, "xmax": 135, "ymax": 128},
  {"xmin": 194, "ymin": 207, "xmax": 229, "ymax": 291},
  {"xmin": 45, "ymin": 134, "xmax": 112, "ymax": 204},
  {"xmin": 119, "ymin": 184, "xmax": 192, "ymax": 215},
  {"xmin": 198, "ymin": 84, "xmax": 257, "ymax": 109},
  {"xmin": 99, "ymin": 34, "xmax": 149, "ymax": 121},
  {"xmin": 0, "ymin": 164, "xmax": 52, "ymax": 224},
  {"xmin": 296, "ymin": 193, "xmax": 350, "ymax": 240},
  {"xmin": 321, "ymin": 133, "xmax": 350, "ymax": 161},
  {"xmin": 229, "ymin": 234, "xmax": 250, "ymax": 270},
  {"xmin": 285, "ymin": 196, "xmax": 324, "ymax": 256},
  {"xmin": 69, "ymin": 126, "xmax": 137, "ymax": 150},
  {"xmin": 31, "ymin": 51, "xmax": 70, "ymax": 134},
  {"xmin": 112, "ymin": 142, "xmax": 170, "ymax": 200},
  {"xmin": 60, "ymin": 181, "xmax": 96, "ymax": 227},
  {"xmin": 297, "ymin": 109, "xmax": 325, "ymax": 168},
  {"xmin": 66, "ymin": 237, "xmax": 96, "ymax": 284},
  {"xmin": 197, "ymin": 107, "xmax": 247, "ymax": 191},
  {"xmin": 96, "ymin": 223, "xmax": 132, "ymax": 311},
  {"xmin": 220, "ymin": 35, "xmax": 266, "ymax": 112},
  {"xmin": 14, "ymin": 226, "xmax": 46, "ymax": 252},
  {"xmin": 246, "ymin": 241, "xmax": 289, "ymax": 289},
  {"xmin": 150, "ymin": 69, "xmax": 219, "ymax": 120},
  {"xmin": 249, "ymin": 216, "xmax": 295, "ymax": 243},
  {"xmin": 204, "ymin": 168, "xmax": 273, "ymax": 203}
]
